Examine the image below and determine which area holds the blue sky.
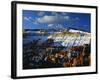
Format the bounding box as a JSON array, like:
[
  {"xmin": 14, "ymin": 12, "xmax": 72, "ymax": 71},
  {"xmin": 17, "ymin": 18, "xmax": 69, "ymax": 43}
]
[{"xmin": 23, "ymin": 10, "xmax": 91, "ymax": 32}]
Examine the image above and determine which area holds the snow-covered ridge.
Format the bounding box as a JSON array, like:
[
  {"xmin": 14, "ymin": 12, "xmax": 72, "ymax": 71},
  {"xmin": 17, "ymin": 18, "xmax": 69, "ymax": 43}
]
[{"xmin": 48, "ymin": 28, "xmax": 91, "ymax": 47}]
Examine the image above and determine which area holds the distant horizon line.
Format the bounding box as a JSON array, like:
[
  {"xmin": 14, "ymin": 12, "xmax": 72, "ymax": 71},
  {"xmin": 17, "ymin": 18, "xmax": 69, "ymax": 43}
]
[{"xmin": 23, "ymin": 27, "xmax": 90, "ymax": 33}]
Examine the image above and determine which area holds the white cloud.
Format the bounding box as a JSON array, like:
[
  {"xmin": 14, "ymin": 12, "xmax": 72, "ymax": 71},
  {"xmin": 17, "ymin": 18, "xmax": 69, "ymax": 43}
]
[
  {"xmin": 37, "ymin": 15, "xmax": 58, "ymax": 23},
  {"xmin": 62, "ymin": 12, "xmax": 67, "ymax": 15},
  {"xmin": 52, "ymin": 12, "xmax": 58, "ymax": 16},
  {"xmin": 48, "ymin": 24, "xmax": 54, "ymax": 27},
  {"xmin": 37, "ymin": 15, "xmax": 70, "ymax": 24},
  {"xmin": 24, "ymin": 17, "xmax": 30, "ymax": 21},
  {"xmin": 64, "ymin": 16, "xmax": 69, "ymax": 19},
  {"xmin": 24, "ymin": 16, "xmax": 39, "ymax": 25},
  {"xmin": 29, "ymin": 17, "xmax": 32, "ymax": 19},
  {"xmin": 24, "ymin": 16, "xmax": 33, "ymax": 21},
  {"xmin": 38, "ymin": 12, "xmax": 45, "ymax": 16},
  {"xmin": 23, "ymin": 14, "xmax": 77, "ymax": 26},
  {"xmin": 48, "ymin": 24, "xmax": 65, "ymax": 29}
]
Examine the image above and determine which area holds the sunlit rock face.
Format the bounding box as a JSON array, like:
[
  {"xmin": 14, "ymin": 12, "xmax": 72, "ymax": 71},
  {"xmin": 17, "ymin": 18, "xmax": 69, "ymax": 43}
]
[{"xmin": 48, "ymin": 29, "xmax": 91, "ymax": 47}]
